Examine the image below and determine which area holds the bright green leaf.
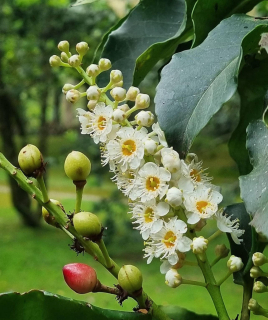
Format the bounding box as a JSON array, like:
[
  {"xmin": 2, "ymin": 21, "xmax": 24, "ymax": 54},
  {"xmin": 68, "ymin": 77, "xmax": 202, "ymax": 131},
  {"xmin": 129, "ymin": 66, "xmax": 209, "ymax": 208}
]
[
  {"xmin": 192, "ymin": 0, "xmax": 261, "ymax": 47},
  {"xmin": 155, "ymin": 15, "xmax": 268, "ymax": 158},
  {"xmin": 240, "ymin": 120, "xmax": 268, "ymax": 239}
]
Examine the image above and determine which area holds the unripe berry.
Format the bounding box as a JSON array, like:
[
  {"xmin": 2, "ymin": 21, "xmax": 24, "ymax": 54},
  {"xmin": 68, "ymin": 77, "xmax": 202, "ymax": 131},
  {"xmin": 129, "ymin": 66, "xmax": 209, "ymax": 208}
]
[
  {"xmin": 18, "ymin": 144, "xmax": 43, "ymax": 175},
  {"xmin": 98, "ymin": 58, "xmax": 111, "ymax": 71},
  {"xmin": 86, "ymin": 64, "xmax": 99, "ymax": 77},
  {"xmin": 42, "ymin": 199, "xmax": 61, "ymax": 227},
  {"xmin": 58, "ymin": 40, "xmax": 70, "ymax": 53},
  {"xmin": 63, "ymin": 263, "xmax": 97, "ymax": 294},
  {"xmin": 68, "ymin": 55, "xmax": 81, "ymax": 67},
  {"xmin": 110, "ymin": 70, "xmax": 123, "ymax": 83},
  {"xmin": 64, "ymin": 151, "xmax": 91, "ymax": 181},
  {"xmin": 126, "ymin": 86, "xmax": 140, "ymax": 101},
  {"xmin": 135, "ymin": 94, "xmax": 150, "ymax": 109},
  {"xmin": 110, "ymin": 87, "xmax": 126, "ymax": 101},
  {"xmin": 66, "ymin": 89, "xmax": 81, "ymax": 103},
  {"xmin": 73, "ymin": 211, "xmax": 102, "ymax": 238},
  {"xmin": 49, "ymin": 55, "xmax": 62, "ymax": 67},
  {"xmin": 118, "ymin": 265, "xmax": 143, "ymax": 294},
  {"xmin": 76, "ymin": 42, "xmax": 89, "ymax": 56},
  {"xmin": 86, "ymin": 86, "xmax": 101, "ymax": 101}
]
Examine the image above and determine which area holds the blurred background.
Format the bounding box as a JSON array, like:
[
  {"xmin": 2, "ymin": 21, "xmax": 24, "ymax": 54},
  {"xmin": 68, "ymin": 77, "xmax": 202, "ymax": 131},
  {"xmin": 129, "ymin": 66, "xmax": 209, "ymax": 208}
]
[{"xmin": 0, "ymin": 0, "xmax": 267, "ymax": 318}]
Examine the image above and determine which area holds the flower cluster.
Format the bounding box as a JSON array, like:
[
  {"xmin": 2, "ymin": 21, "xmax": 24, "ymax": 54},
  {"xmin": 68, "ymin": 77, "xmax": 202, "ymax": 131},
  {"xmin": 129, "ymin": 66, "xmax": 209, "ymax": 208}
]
[{"xmin": 50, "ymin": 41, "xmax": 245, "ymax": 287}]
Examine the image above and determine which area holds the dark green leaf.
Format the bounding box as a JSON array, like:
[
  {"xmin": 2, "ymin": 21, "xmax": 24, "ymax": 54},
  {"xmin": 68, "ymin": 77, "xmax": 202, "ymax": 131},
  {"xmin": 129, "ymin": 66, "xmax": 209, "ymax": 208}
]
[
  {"xmin": 100, "ymin": 0, "xmax": 187, "ymax": 89},
  {"xmin": 192, "ymin": 0, "xmax": 261, "ymax": 47},
  {"xmin": 155, "ymin": 15, "xmax": 268, "ymax": 158},
  {"xmin": 229, "ymin": 59, "xmax": 268, "ymax": 175},
  {"xmin": 0, "ymin": 291, "xmax": 151, "ymax": 320},
  {"xmin": 160, "ymin": 305, "xmax": 218, "ymax": 320},
  {"xmin": 240, "ymin": 120, "xmax": 268, "ymax": 239},
  {"xmin": 223, "ymin": 203, "xmax": 256, "ymax": 285}
]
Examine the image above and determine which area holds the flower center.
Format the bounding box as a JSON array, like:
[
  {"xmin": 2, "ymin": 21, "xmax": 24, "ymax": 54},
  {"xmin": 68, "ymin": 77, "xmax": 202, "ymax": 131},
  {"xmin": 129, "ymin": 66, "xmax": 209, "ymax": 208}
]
[
  {"xmin": 162, "ymin": 231, "xmax": 177, "ymax": 248},
  {"xmin": 97, "ymin": 116, "xmax": 106, "ymax": 130},
  {"xmin": 146, "ymin": 176, "xmax": 160, "ymax": 191},
  {"xmin": 122, "ymin": 139, "xmax": 136, "ymax": 156},
  {"xmin": 144, "ymin": 207, "xmax": 154, "ymax": 223},
  {"xmin": 196, "ymin": 200, "xmax": 209, "ymax": 213},
  {"xmin": 190, "ymin": 169, "xmax": 201, "ymax": 182}
]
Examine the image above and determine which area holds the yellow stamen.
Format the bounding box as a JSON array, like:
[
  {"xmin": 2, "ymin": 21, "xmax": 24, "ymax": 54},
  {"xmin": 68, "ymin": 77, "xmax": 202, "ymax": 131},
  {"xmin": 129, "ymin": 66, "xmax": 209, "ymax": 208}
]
[
  {"xmin": 122, "ymin": 139, "xmax": 136, "ymax": 156},
  {"xmin": 196, "ymin": 201, "xmax": 209, "ymax": 213},
  {"xmin": 146, "ymin": 176, "xmax": 160, "ymax": 191},
  {"xmin": 162, "ymin": 231, "xmax": 177, "ymax": 248}
]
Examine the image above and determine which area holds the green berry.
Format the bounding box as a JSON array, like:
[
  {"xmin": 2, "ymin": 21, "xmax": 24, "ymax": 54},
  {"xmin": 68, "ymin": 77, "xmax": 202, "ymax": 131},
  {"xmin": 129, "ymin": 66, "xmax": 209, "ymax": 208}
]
[
  {"xmin": 118, "ymin": 265, "xmax": 143, "ymax": 294},
  {"xmin": 18, "ymin": 144, "xmax": 43, "ymax": 175},
  {"xmin": 64, "ymin": 151, "xmax": 91, "ymax": 181},
  {"xmin": 42, "ymin": 199, "xmax": 62, "ymax": 227},
  {"xmin": 73, "ymin": 211, "xmax": 102, "ymax": 238}
]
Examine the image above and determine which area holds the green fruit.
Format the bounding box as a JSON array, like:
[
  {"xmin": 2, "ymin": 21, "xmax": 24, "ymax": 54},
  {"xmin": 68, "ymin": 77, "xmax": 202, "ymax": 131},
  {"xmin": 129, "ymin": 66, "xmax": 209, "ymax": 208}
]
[
  {"xmin": 118, "ymin": 265, "xmax": 143, "ymax": 293},
  {"xmin": 73, "ymin": 212, "xmax": 101, "ymax": 238},
  {"xmin": 64, "ymin": 151, "xmax": 91, "ymax": 181},
  {"xmin": 42, "ymin": 199, "xmax": 61, "ymax": 227},
  {"xmin": 18, "ymin": 144, "xmax": 43, "ymax": 175}
]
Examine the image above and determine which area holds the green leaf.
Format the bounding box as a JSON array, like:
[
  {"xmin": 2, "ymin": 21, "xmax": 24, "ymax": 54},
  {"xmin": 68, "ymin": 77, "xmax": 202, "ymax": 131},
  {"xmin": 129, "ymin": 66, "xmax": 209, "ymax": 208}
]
[
  {"xmin": 223, "ymin": 203, "xmax": 256, "ymax": 285},
  {"xmin": 100, "ymin": 0, "xmax": 187, "ymax": 89},
  {"xmin": 240, "ymin": 120, "xmax": 268, "ymax": 239},
  {"xmin": 160, "ymin": 305, "xmax": 218, "ymax": 320},
  {"xmin": 192, "ymin": 0, "xmax": 261, "ymax": 47},
  {"xmin": 71, "ymin": 0, "xmax": 98, "ymax": 6},
  {"xmin": 229, "ymin": 59, "xmax": 268, "ymax": 175},
  {"xmin": 155, "ymin": 15, "xmax": 268, "ymax": 158},
  {"xmin": 0, "ymin": 290, "xmax": 151, "ymax": 320}
]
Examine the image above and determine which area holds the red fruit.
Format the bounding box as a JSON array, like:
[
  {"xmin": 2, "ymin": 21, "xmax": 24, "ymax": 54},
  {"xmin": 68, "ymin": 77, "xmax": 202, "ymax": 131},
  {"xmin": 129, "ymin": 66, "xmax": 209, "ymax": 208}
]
[{"xmin": 63, "ymin": 263, "xmax": 97, "ymax": 294}]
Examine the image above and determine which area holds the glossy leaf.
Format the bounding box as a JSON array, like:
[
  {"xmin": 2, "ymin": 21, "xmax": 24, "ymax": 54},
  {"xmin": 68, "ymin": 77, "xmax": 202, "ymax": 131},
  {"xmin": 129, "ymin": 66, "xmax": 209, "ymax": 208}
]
[
  {"xmin": 100, "ymin": 0, "xmax": 187, "ymax": 89},
  {"xmin": 240, "ymin": 120, "xmax": 268, "ymax": 239},
  {"xmin": 192, "ymin": 0, "xmax": 261, "ymax": 47},
  {"xmin": 229, "ymin": 59, "xmax": 268, "ymax": 175},
  {"xmin": 155, "ymin": 15, "xmax": 268, "ymax": 158}
]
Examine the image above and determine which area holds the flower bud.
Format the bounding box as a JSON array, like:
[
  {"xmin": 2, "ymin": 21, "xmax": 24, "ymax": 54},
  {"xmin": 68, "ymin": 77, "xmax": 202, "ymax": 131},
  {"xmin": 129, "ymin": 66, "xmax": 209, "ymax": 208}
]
[
  {"xmin": 165, "ymin": 269, "xmax": 182, "ymax": 288},
  {"xmin": 118, "ymin": 104, "xmax": 130, "ymax": 112},
  {"xmin": 185, "ymin": 153, "xmax": 198, "ymax": 164},
  {"xmin": 98, "ymin": 58, "xmax": 111, "ymax": 71},
  {"xmin": 49, "ymin": 55, "xmax": 62, "ymax": 67},
  {"xmin": 86, "ymin": 64, "xmax": 99, "ymax": 77},
  {"xmin": 250, "ymin": 266, "xmax": 266, "ymax": 278},
  {"xmin": 18, "ymin": 144, "xmax": 43, "ymax": 176},
  {"xmin": 144, "ymin": 138, "xmax": 157, "ymax": 155},
  {"xmin": 215, "ymin": 244, "xmax": 229, "ymax": 258},
  {"xmin": 58, "ymin": 40, "xmax": 70, "ymax": 53},
  {"xmin": 68, "ymin": 54, "xmax": 81, "ymax": 67},
  {"xmin": 63, "ymin": 263, "xmax": 97, "ymax": 294},
  {"xmin": 252, "ymin": 252, "xmax": 268, "ymax": 267},
  {"xmin": 112, "ymin": 109, "xmax": 125, "ymax": 122},
  {"xmin": 64, "ymin": 151, "xmax": 91, "ymax": 181},
  {"xmin": 73, "ymin": 211, "xmax": 102, "ymax": 238},
  {"xmin": 110, "ymin": 87, "xmax": 126, "ymax": 101},
  {"xmin": 110, "ymin": 70, "xmax": 123, "ymax": 83},
  {"xmin": 161, "ymin": 148, "xmax": 181, "ymax": 173},
  {"xmin": 253, "ymin": 281, "xmax": 267, "ymax": 293},
  {"xmin": 165, "ymin": 187, "xmax": 183, "ymax": 208},
  {"xmin": 86, "ymin": 86, "xmax": 101, "ymax": 101},
  {"xmin": 87, "ymin": 100, "xmax": 98, "ymax": 110},
  {"xmin": 61, "ymin": 52, "xmax": 69, "ymax": 63},
  {"xmin": 191, "ymin": 236, "xmax": 208, "ymax": 254},
  {"xmin": 118, "ymin": 265, "xmax": 143, "ymax": 294},
  {"xmin": 62, "ymin": 84, "xmax": 74, "ymax": 94},
  {"xmin": 135, "ymin": 94, "xmax": 150, "ymax": 109},
  {"xmin": 111, "ymin": 80, "xmax": 123, "ymax": 88},
  {"xmin": 135, "ymin": 111, "xmax": 154, "ymax": 127},
  {"xmin": 126, "ymin": 86, "xmax": 140, "ymax": 101},
  {"xmin": 76, "ymin": 42, "xmax": 89, "ymax": 56},
  {"xmin": 227, "ymin": 255, "xmax": 244, "ymax": 273},
  {"xmin": 248, "ymin": 299, "xmax": 261, "ymax": 312},
  {"xmin": 42, "ymin": 199, "xmax": 62, "ymax": 227},
  {"xmin": 66, "ymin": 89, "xmax": 81, "ymax": 104}
]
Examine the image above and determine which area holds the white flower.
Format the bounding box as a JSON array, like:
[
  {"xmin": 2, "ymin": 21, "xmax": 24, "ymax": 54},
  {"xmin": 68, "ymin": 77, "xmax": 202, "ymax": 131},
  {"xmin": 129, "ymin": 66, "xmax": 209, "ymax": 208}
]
[
  {"xmin": 135, "ymin": 111, "xmax": 154, "ymax": 127},
  {"xmin": 165, "ymin": 187, "xmax": 183, "ymax": 208},
  {"xmin": 144, "ymin": 217, "xmax": 192, "ymax": 264},
  {"xmin": 104, "ymin": 127, "xmax": 147, "ymax": 172},
  {"xmin": 165, "ymin": 269, "xmax": 182, "ymax": 288},
  {"xmin": 130, "ymin": 162, "xmax": 171, "ymax": 202},
  {"xmin": 76, "ymin": 108, "xmax": 93, "ymax": 134},
  {"xmin": 152, "ymin": 123, "xmax": 168, "ymax": 147},
  {"xmin": 191, "ymin": 236, "xmax": 208, "ymax": 254},
  {"xmin": 187, "ymin": 159, "xmax": 212, "ymax": 186},
  {"xmin": 215, "ymin": 210, "xmax": 244, "ymax": 245},
  {"xmin": 131, "ymin": 199, "xmax": 169, "ymax": 240},
  {"xmin": 161, "ymin": 148, "xmax": 181, "ymax": 173},
  {"xmin": 184, "ymin": 186, "xmax": 223, "ymax": 224},
  {"xmin": 227, "ymin": 255, "xmax": 244, "ymax": 272},
  {"xmin": 98, "ymin": 58, "xmax": 111, "ymax": 71},
  {"xmin": 111, "ymin": 166, "xmax": 142, "ymax": 196}
]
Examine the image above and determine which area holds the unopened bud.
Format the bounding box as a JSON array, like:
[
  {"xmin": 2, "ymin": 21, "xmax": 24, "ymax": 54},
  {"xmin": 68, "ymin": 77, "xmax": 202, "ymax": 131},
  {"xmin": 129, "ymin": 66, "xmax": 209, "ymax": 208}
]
[
  {"xmin": 110, "ymin": 87, "xmax": 126, "ymax": 101},
  {"xmin": 112, "ymin": 109, "xmax": 125, "ymax": 122},
  {"xmin": 110, "ymin": 70, "xmax": 123, "ymax": 83},
  {"xmin": 227, "ymin": 255, "xmax": 244, "ymax": 273},
  {"xmin": 165, "ymin": 269, "xmax": 182, "ymax": 288},
  {"xmin": 118, "ymin": 104, "xmax": 130, "ymax": 112},
  {"xmin": 49, "ymin": 55, "xmax": 62, "ymax": 67},
  {"xmin": 250, "ymin": 266, "xmax": 266, "ymax": 278},
  {"xmin": 135, "ymin": 111, "xmax": 154, "ymax": 127},
  {"xmin": 42, "ymin": 199, "xmax": 62, "ymax": 227},
  {"xmin": 185, "ymin": 153, "xmax": 198, "ymax": 164},
  {"xmin": 253, "ymin": 281, "xmax": 267, "ymax": 293},
  {"xmin": 18, "ymin": 144, "xmax": 43, "ymax": 176},
  {"xmin": 64, "ymin": 151, "xmax": 91, "ymax": 181},
  {"xmin": 248, "ymin": 299, "xmax": 267, "ymax": 315},
  {"xmin": 58, "ymin": 40, "xmax": 70, "ymax": 53},
  {"xmin": 87, "ymin": 100, "xmax": 98, "ymax": 110},
  {"xmin": 252, "ymin": 252, "xmax": 268, "ymax": 267},
  {"xmin": 191, "ymin": 236, "xmax": 208, "ymax": 254},
  {"xmin": 98, "ymin": 58, "xmax": 111, "ymax": 71},
  {"xmin": 62, "ymin": 84, "xmax": 74, "ymax": 94},
  {"xmin": 111, "ymin": 80, "xmax": 123, "ymax": 88},
  {"xmin": 165, "ymin": 187, "xmax": 183, "ymax": 208},
  {"xmin": 161, "ymin": 148, "xmax": 181, "ymax": 173},
  {"xmin": 86, "ymin": 86, "xmax": 101, "ymax": 101},
  {"xmin": 86, "ymin": 64, "xmax": 99, "ymax": 77},
  {"xmin": 144, "ymin": 138, "xmax": 157, "ymax": 155},
  {"xmin": 76, "ymin": 42, "xmax": 89, "ymax": 56},
  {"xmin": 126, "ymin": 86, "xmax": 140, "ymax": 101},
  {"xmin": 215, "ymin": 244, "xmax": 229, "ymax": 258},
  {"xmin": 61, "ymin": 52, "xmax": 69, "ymax": 63},
  {"xmin": 135, "ymin": 94, "xmax": 150, "ymax": 109},
  {"xmin": 63, "ymin": 263, "xmax": 98, "ymax": 294},
  {"xmin": 66, "ymin": 89, "xmax": 81, "ymax": 104},
  {"xmin": 73, "ymin": 211, "xmax": 102, "ymax": 238},
  {"xmin": 68, "ymin": 54, "xmax": 81, "ymax": 67},
  {"xmin": 118, "ymin": 265, "xmax": 143, "ymax": 294}
]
